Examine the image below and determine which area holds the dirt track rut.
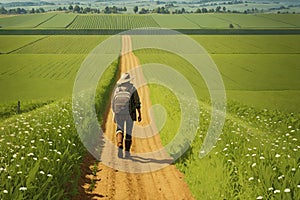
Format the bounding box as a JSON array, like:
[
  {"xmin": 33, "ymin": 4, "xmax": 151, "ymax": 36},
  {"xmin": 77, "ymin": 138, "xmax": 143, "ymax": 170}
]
[{"xmin": 75, "ymin": 35, "xmax": 194, "ymax": 200}]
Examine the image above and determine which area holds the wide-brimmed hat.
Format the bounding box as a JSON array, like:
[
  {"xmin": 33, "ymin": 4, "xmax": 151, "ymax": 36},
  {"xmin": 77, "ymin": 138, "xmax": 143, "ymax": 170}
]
[{"xmin": 117, "ymin": 73, "xmax": 133, "ymax": 85}]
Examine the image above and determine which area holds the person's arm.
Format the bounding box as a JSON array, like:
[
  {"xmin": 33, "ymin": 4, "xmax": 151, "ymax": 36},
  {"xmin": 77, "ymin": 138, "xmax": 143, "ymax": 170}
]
[{"xmin": 133, "ymin": 89, "xmax": 142, "ymax": 122}]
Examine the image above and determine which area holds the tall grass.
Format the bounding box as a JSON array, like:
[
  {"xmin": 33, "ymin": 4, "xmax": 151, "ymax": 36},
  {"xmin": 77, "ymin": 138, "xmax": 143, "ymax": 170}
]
[{"xmin": 0, "ymin": 58, "xmax": 119, "ymax": 199}]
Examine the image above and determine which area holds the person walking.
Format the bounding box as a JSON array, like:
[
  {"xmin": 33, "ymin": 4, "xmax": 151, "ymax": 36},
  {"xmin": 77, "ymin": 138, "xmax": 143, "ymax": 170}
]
[{"xmin": 112, "ymin": 73, "xmax": 142, "ymax": 158}]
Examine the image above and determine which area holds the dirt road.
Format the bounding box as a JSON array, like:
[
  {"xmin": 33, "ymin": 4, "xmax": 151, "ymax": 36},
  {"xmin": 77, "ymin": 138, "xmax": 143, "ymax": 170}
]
[{"xmin": 75, "ymin": 35, "xmax": 194, "ymax": 200}]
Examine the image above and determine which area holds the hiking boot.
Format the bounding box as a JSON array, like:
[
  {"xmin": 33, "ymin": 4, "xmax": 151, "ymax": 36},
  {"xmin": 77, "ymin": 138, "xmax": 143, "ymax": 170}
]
[{"xmin": 124, "ymin": 139, "xmax": 132, "ymax": 159}]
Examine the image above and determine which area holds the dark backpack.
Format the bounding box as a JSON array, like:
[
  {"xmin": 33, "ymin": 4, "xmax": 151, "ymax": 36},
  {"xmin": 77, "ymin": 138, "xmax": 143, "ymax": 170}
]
[{"xmin": 113, "ymin": 85, "xmax": 133, "ymax": 114}]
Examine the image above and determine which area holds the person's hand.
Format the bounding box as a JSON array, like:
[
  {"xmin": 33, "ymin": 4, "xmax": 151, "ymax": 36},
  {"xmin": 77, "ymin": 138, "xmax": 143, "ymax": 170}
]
[{"xmin": 138, "ymin": 115, "xmax": 142, "ymax": 122}]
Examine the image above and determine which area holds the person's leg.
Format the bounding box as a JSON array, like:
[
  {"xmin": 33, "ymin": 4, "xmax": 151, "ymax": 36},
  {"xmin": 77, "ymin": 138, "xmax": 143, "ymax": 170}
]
[
  {"xmin": 115, "ymin": 115, "xmax": 125, "ymax": 149},
  {"xmin": 124, "ymin": 117, "xmax": 133, "ymax": 157}
]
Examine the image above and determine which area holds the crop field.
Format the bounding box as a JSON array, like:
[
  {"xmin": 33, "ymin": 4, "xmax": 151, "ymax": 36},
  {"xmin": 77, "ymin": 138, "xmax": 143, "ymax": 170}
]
[
  {"xmin": 0, "ymin": 35, "xmax": 108, "ymax": 102},
  {"xmin": 36, "ymin": 13, "xmax": 77, "ymax": 29},
  {"xmin": 135, "ymin": 35, "xmax": 300, "ymax": 113},
  {"xmin": 68, "ymin": 15, "xmax": 160, "ymax": 29},
  {"xmin": 0, "ymin": 13, "xmax": 56, "ymax": 28},
  {"xmin": 0, "ymin": 35, "xmax": 44, "ymax": 53},
  {"xmin": 1, "ymin": 13, "xmax": 300, "ymax": 30}
]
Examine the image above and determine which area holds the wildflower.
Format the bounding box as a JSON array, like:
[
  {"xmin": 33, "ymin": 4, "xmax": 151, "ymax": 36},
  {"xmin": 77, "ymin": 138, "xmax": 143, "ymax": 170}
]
[
  {"xmin": 27, "ymin": 153, "xmax": 34, "ymax": 156},
  {"xmin": 252, "ymin": 163, "xmax": 257, "ymax": 167},
  {"xmin": 248, "ymin": 177, "xmax": 254, "ymax": 181},
  {"xmin": 19, "ymin": 187, "xmax": 27, "ymax": 191},
  {"xmin": 284, "ymin": 188, "xmax": 291, "ymax": 193},
  {"xmin": 39, "ymin": 171, "xmax": 45, "ymax": 175},
  {"xmin": 47, "ymin": 174, "xmax": 52, "ymax": 177},
  {"xmin": 33, "ymin": 157, "xmax": 38, "ymax": 161},
  {"xmin": 7, "ymin": 176, "xmax": 11, "ymax": 179},
  {"xmin": 288, "ymin": 125, "xmax": 292, "ymax": 129},
  {"xmin": 256, "ymin": 196, "xmax": 263, "ymax": 200},
  {"xmin": 292, "ymin": 168, "xmax": 296, "ymax": 172},
  {"xmin": 274, "ymin": 189, "xmax": 280, "ymax": 194},
  {"xmin": 268, "ymin": 187, "xmax": 274, "ymax": 191},
  {"xmin": 259, "ymin": 156, "xmax": 265, "ymax": 160},
  {"xmin": 17, "ymin": 171, "xmax": 22, "ymax": 174},
  {"xmin": 3, "ymin": 190, "xmax": 8, "ymax": 193},
  {"xmin": 275, "ymin": 154, "xmax": 280, "ymax": 158},
  {"xmin": 297, "ymin": 185, "xmax": 300, "ymax": 188}
]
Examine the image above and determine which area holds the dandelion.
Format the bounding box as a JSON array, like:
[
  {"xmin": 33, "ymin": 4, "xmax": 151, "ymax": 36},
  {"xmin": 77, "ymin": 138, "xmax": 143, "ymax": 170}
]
[
  {"xmin": 274, "ymin": 189, "xmax": 280, "ymax": 194},
  {"xmin": 256, "ymin": 196, "xmax": 263, "ymax": 200},
  {"xmin": 284, "ymin": 188, "xmax": 291, "ymax": 193},
  {"xmin": 19, "ymin": 187, "xmax": 27, "ymax": 191}
]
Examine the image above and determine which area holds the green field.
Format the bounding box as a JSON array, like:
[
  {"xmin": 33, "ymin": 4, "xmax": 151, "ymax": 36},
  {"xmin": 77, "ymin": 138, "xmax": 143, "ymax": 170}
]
[
  {"xmin": 0, "ymin": 35, "xmax": 108, "ymax": 102},
  {"xmin": 137, "ymin": 37, "xmax": 300, "ymax": 199},
  {"xmin": 0, "ymin": 14, "xmax": 300, "ymax": 199},
  {"xmin": 0, "ymin": 13, "xmax": 56, "ymax": 28},
  {"xmin": 36, "ymin": 13, "xmax": 77, "ymax": 28},
  {"xmin": 68, "ymin": 15, "xmax": 160, "ymax": 29},
  {"xmin": 135, "ymin": 35, "xmax": 300, "ymax": 113},
  {"xmin": 1, "ymin": 13, "xmax": 300, "ymax": 29}
]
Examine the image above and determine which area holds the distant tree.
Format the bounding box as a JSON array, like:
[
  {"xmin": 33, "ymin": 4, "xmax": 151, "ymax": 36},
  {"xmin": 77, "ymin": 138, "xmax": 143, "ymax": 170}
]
[
  {"xmin": 216, "ymin": 6, "xmax": 221, "ymax": 12},
  {"xmin": 229, "ymin": 23, "xmax": 234, "ymax": 28},
  {"xmin": 73, "ymin": 5, "xmax": 80, "ymax": 13},
  {"xmin": 30, "ymin": 8, "xmax": 35, "ymax": 13},
  {"xmin": 69, "ymin": 5, "xmax": 73, "ymax": 11},
  {"xmin": 195, "ymin": 8, "xmax": 201, "ymax": 13},
  {"xmin": 0, "ymin": 6, "xmax": 8, "ymax": 14},
  {"xmin": 57, "ymin": 7, "xmax": 62, "ymax": 11},
  {"xmin": 39, "ymin": 8, "xmax": 45, "ymax": 13},
  {"xmin": 201, "ymin": 8, "xmax": 208, "ymax": 13},
  {"xmin": 223, "ymin": 6, "xmax": 226, "ymax": 12},
  {"xmin": 133, "ymin": 6, "xmax": 138, "ymax": 14}
]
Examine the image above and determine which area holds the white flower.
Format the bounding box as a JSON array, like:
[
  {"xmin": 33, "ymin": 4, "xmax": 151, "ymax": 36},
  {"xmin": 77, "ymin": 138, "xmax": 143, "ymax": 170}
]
[
  {"xmin": 256, "ymin": 196, "xmax": 263, "ymax": 200},
  {"xmin": 297, "ymin": 185, "xmax": 300, "ymax": 188},
  {"xmin": 19, "ymin": 187, "xmax": 27, "ymax": 191},
  {"xmin": 3, "ymin": 190, "xmax": 8, "ymax": 193},
  {"xmin": 288, "ymin": 125, "xmax": 292, "ymax": 129},
  {"xmin": 17, "ymin": 171, "xmax": 22, "ymax": 174},
  {"xmin": 39, "ymin": 171, "xmax": 45, "ymax": 175},
  {"xmin": 47, "ymin": 174, "xmax": 52, "ymax": 177},
  {"xmin": 252, "ymin": 163, "xmax": 257, "ymax": 167},
  {"xmin": 284, "ymin": 188, "xmax": 291, "ymax": 193},
  {"xmin": 274, "ymin": 189, "xmax": 280, "ymax": 194},
  {"xmin": 248, "ymin": 177, "xmax": 254, "ymax": 181},
  {"xmin": 268, "ymin": 187, "xmax": 274, "ymax": 191},
  {"xmin": 7, "ymin": 176, "xmax": 11, "ymax": 179},
  {"xmin": 292, "ymin": 168, "xmax": 296, "ymax": 172},
  {"xmin": 275, "ymin": 154, "xmax": 281, "ymax": 158},
  {"xmin": 27, "ymin": 153, "xmax": 34, "ymax": 156},
  {"xmin": 260, "ymin": 156, "xmax": 265, "ymax": 160}
]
